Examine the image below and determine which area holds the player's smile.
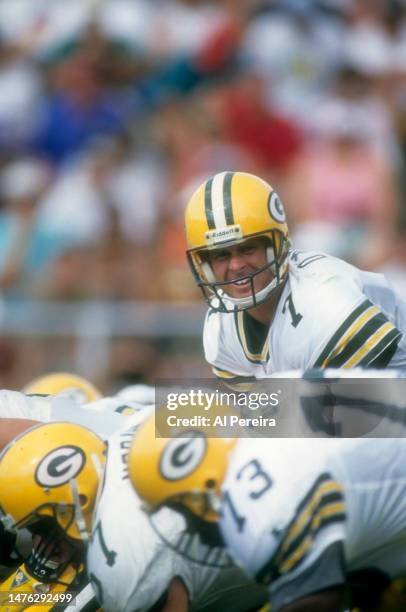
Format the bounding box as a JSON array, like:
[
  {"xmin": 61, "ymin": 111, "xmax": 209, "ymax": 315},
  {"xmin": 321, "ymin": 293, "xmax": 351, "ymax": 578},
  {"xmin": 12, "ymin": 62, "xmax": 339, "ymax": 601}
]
[{"xmin": 207, "ymin": 237, "xmax": 273, "ymax": 299}]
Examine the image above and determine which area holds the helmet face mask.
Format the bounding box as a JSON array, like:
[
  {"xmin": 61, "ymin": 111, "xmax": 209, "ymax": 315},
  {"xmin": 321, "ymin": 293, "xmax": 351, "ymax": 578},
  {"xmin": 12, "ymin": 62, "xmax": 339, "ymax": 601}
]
[
  {"xmin": 145, "ymin": 499, "xmax": 230, "ymax": 568},
  {"xmin": 25, "ymin": 516, "xmax": 83, "ymax": 584},
  {"xmin": 189, "ymin": 231, "xmax": 289, "ymax": 313},
  {"xmin": 185, "ymin": 172, "xmax": 290, "ymax": 313},
  {"xmin": 129, "ymin": 417, "xmax": 236, "ymax": 568},
  {"xmin": 5, "ymin": 501, "xmax": 76, "ymax": 536},
  {"xmin": 153, "ymin": 488, "xmax": 221, "ymax": 523}
]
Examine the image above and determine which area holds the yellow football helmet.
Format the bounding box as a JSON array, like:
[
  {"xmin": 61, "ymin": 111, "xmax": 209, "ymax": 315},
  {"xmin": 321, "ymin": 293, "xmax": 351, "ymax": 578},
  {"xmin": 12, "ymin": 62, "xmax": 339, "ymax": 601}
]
[
  {"xmin": 129, "ymin": 414, "xmax": 237, "ymax": 521},
  {"xmin": 0, "ymin": 423, "xmax": 106, "ymax": 582},
  {"xmin": 23, "ymin": 373, "xmax": 102, "ymax": 404},
  {"xmin": 185, "ymin": 171, "xmax": 290, "ymax": 312}
]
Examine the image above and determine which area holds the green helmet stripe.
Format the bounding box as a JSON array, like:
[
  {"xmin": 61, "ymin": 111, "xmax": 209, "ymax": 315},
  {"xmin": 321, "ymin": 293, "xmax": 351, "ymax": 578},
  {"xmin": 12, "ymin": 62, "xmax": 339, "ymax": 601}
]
[
  {"xmin": 223, "ymin": 172, "xmax": 235, "ymax": 225},
  {"xmin": 204, "ymin": 177, "xmax": 215, "ymax": 229}
]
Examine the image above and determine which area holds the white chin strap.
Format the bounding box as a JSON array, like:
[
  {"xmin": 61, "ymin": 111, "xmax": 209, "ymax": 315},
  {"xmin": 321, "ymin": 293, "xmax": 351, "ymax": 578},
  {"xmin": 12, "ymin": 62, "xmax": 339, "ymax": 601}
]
[
  {"xmin": 217, "ymin": 277, "xmax": 279, "ymax": 311},
  {"xmin": 70, "ymin": 478, "xmax": 90, "ymax": 542},
  {"xmin": 70, "ymin": 451, "xmax": 104, "ymax": 543}
]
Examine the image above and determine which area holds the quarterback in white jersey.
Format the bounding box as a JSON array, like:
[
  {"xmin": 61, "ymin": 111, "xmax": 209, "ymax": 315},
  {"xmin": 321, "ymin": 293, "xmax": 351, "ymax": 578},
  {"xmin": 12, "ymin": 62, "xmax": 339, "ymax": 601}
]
[
  {"xmin": 184, "ymin": 172, "xmax": 406, "ymax": 382},
  {"xmin": 205, "ymin": 251, "xmax": 406, "ymax": 380},
  {"xmin": 87, "ymin": 424, "xmax": 267, "ymax": 612}
]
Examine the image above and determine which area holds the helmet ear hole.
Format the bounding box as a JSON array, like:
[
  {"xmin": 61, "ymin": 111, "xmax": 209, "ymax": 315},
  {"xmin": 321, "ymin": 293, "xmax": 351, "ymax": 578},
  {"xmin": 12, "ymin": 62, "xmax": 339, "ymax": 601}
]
[
  {"xmin": 78, "ymin": 494, "xmax": 88, "ymax": 507},
  {"xmin": 205, "ymin": 478, "xmax": 216, "ymax": 489}
]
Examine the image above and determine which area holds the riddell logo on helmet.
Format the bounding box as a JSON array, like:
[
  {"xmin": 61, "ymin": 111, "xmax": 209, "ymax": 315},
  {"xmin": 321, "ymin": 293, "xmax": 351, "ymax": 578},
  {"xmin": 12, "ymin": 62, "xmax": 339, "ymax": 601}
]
[{"xmin": 205, "ymin": 225, "xmax": 242, "ymax": 246}]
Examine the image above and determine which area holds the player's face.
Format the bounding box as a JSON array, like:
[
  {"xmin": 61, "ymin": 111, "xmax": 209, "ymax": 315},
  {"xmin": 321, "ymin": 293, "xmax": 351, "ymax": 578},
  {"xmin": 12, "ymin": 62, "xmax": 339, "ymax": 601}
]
[{"xmin": 206, "ymin": 237, "xmax": 273, "ymax": 299}]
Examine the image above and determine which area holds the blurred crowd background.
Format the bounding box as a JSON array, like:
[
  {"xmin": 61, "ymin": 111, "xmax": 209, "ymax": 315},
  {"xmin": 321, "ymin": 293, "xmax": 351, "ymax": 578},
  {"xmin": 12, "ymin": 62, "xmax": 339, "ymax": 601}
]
[{"xmin": 0, "ymin": 0, "xmax": 406, "ymax": 392}]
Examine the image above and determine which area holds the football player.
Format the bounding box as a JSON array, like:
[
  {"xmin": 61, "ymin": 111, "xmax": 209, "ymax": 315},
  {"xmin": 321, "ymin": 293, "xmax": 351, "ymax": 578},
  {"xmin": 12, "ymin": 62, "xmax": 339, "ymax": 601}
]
[
  {"xmin": 0, "ymin": 422, "xmax": 105, "ymax": 608},
  {"xmin": 185, "ymin": 172, "xmax": 406, "ymax": 383},
  {"xmin": 86, "ymin": 420, "xmax": 268, "ymax": 612},
  {"xmin": 0, "ymin": 419, "xmax": 268, "ymax": 612},
  {"xmin": 0, "ymin": 373, "xmax": 104, "ymax": 450},
  {"xmin": 0, "ymin": 373, "xmax": 148, "ymax": 589},
  {"xmin": 0, "ymin": 372, "xmax": 153, "ymax": 450},
  {"xmin": 129, "ymin": 408, "xmax": 406, "ymax": 612}
]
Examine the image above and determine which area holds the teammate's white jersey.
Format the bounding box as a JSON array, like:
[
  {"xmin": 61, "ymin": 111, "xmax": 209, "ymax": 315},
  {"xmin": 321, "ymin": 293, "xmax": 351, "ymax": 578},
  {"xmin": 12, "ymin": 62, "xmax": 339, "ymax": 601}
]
[
  {"xmin": 0, "ymin": 391, "xmax": 141, "ymax": 437},
  {"xmin": 0, "ymin": 391, "xmax": 53, "ymax": 421},
  {"xmin": 220, "ymin": 437, "xmax": 406, "ymax": 610},
  {"xmin": 87, "ymin": 425, "xmax": 267, "ymax": 612},
  {"xmin": 204, "ymin": 251, "xmax": 406, "ymax": 383}
]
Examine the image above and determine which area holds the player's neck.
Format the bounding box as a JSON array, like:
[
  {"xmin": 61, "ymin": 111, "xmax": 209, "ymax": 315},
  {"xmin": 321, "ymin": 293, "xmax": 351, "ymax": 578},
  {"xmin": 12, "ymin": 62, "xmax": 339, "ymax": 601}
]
[{"xmin": 246, "ymin": 282, "xmax": 286, "ymax": 326}]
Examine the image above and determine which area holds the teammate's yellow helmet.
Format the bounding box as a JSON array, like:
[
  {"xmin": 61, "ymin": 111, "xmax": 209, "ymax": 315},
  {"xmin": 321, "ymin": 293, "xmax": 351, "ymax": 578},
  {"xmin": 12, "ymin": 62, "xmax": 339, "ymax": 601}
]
[
  {"xmin": 0, "ymin": 423, "xmax": 105, "ymax": 582},
  {"xmin": 23, "ymin": 372, "xmax": 102, "ymax": 403},
  {"xmin": 129, "ymin": 414, "xmax": 237, "ymax": 521},
  {"xmin": 0, "ymin": 422, "xmax": 105, "ymax": 540},
  {"xmin": 185, "ymin": 171, "xmax": 290, "ymax": 312}
]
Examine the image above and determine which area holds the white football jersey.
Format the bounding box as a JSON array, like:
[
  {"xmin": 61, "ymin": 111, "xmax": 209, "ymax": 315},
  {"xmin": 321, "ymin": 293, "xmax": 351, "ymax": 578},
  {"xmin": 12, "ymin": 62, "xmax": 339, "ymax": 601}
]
[
  {"xmin": 0, "ymin": 390, "xmax": 53, "ymax": 421},
  {"xmin": 87, "ymin": 425, "xmax": 267, "ymax": 612},
  {"xmin": 220, "ymin": 437, "xmax": 406, "ymax": 610},
  {"xmin": 0, "ymin": 392, "xmax": 137, "ymax": 437},
  {"xmin": 204, "ymin": 251, "xmax": 406, "ymax": 383}
]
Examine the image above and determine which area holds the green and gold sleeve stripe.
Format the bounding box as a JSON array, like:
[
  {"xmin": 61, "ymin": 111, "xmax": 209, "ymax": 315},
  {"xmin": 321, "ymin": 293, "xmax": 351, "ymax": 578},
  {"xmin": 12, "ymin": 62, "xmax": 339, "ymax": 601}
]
[
  {"xmin": 314, "ymin": 300, "xmax": 376, "ymax": 367},
  {"xmin": 322, "ymin": 304, "xmax": 381, "ymax": 364},
  {"xmin": 358, "ymin": 327, "xmax": 401, "ymax": 367},
  {"xmin": 278, "ymin": 503, "xmax": 345, "ymax": 575},
  {"xmin": 256, "ymin": 473, "xmax": 345, "ymax": 584},
  {"xmin": 314, "ymin": 299, "xmax": 402, "ymax": 369},
  {"xmin": 337, "ymin": 323, "xmax": 401, "ymax": 368}
]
